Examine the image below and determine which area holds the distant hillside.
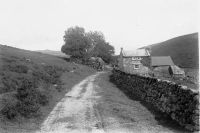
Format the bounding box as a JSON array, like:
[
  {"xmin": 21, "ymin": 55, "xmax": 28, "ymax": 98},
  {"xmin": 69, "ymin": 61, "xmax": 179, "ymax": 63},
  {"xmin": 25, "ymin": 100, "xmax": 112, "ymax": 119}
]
[
  {"xmin": 0, "ymin": 45, "xmax": 70, "ymax": 67},
  {"xmin": 36, "ymin": 50, "xmax": 70, "ymax": 58},
  {"xmin": 141, "ymin": 33, "xmax": 198, "ymax": 68}
]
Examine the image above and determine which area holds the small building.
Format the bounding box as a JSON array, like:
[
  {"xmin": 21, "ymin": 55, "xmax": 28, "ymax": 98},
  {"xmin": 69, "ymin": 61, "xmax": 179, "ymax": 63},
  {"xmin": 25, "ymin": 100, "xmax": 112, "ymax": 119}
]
[
  {"xmin": 151, "ymin": 56, "xmax": 174, "ymax": 77},
  {"xmin": 151, "ymin": 56, "xmax": 174, "ymax": 67},
  {"xmin": 118, "ymin": 48, "xmax": 151, "ymax": 76},
  {"xmin": 152, "ymin": 66, "xmax": 171, "ymax": 77},
  {"xmin": 169, "ymin": 65, "xmax": 185, "ymax": 78},
  {"xmin": 151, "ymin": 56, "xmax": 185, "ymax": 78}
]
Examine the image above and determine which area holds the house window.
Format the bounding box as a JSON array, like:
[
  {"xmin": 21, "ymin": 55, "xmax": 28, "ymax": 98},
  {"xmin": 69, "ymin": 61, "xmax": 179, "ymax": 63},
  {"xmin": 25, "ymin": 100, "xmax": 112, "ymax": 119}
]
[
  {"xmin": 134, "ymin": 64, "xmax": 140, "ymax": 69},
  {"xmin": 132, "ymin": 57, "xmax": 142, "ymax": 60},
  {"xmin": 131, "ymin": 60, "xmax": 141, "ymax": 64}
]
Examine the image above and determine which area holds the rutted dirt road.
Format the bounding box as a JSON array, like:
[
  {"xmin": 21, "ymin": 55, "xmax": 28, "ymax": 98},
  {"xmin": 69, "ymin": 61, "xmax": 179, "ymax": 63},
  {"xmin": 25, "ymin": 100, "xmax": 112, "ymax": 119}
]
[{"xmin": 36, "ymin": 72, "xmax": 188, "ymax": 133}]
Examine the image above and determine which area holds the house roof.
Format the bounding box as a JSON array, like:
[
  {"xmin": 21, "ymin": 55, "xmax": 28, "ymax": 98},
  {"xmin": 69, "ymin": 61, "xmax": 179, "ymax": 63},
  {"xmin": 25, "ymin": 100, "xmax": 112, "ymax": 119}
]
[
  {"xmin": 121, "ymin": 49, "xmax": 150, "ymax": 57},
  {"xmin": 151, "ymin": 56, "xmax": 174, "ymax": 66}
]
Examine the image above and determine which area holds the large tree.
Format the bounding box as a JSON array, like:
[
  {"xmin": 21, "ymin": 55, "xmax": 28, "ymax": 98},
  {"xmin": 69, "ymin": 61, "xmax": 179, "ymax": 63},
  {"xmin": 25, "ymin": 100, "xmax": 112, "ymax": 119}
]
[
  {"xmin": 87, "ymin": 31, "xmax": 115, "ymax": 63},
  {"xmin": 61, "ymin": 26, "xmax": 91, "ymax": 58},
  {"xmin": 61, "ymin": 27, "xmax": 115, "ymax": 63}
]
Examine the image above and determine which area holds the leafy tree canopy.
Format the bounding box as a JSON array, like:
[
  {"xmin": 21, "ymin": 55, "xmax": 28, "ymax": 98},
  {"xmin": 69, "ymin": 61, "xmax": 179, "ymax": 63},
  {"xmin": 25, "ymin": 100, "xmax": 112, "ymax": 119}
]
[
  {"xmin": 61, "ymin": 26, "xmax": 115, "ymax": 63},
  {"xmin": 61, "ymin": 26, "xmax": 91, "ymax": 58}
]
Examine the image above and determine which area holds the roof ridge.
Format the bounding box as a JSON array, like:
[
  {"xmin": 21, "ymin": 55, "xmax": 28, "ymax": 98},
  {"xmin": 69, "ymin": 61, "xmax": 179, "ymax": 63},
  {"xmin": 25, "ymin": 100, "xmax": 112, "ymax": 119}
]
[{"xmin": 122, "ymin": 49, "xmax": 150, "ymax": 57}]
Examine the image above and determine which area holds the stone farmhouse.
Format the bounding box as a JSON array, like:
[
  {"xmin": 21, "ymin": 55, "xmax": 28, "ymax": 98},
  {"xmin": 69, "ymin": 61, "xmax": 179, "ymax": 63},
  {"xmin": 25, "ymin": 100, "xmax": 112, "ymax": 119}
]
[
  {"xmin": 118, "ymin": 48, "xmax": 151, "ymax": 76},
  {"xmin": 118, "ymin": 48, "xmax": 185, "ymax": 78}
]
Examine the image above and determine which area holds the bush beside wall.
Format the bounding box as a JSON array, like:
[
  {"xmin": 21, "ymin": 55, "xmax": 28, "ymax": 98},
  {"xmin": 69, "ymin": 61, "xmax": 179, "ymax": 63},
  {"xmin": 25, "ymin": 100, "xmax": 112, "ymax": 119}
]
[{"xmin": 110, "ymin": 69, "xmax": 199, "ymax": 131}]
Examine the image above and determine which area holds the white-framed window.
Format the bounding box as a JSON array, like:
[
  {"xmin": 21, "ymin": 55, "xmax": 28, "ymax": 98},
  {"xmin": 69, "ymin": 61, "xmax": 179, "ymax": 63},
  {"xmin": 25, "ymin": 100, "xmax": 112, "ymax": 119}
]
[
  {"xmin": 131, "ymin": 60, "xmax": 141, "ymax": 64},
  {"xmin": 134, "ymin": 64, "xmax": 140, "ymax": 69},
  {"xmin": 132, "ymin": 57, "xmax": 142, "ymax": 60}
]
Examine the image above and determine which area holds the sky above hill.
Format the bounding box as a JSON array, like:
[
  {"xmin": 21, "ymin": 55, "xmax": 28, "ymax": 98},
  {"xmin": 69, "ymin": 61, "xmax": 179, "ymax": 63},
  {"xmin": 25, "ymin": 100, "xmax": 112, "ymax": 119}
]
[{"xmin": 0, "ymin": 0, "xmax": 198, "ymax": 54}]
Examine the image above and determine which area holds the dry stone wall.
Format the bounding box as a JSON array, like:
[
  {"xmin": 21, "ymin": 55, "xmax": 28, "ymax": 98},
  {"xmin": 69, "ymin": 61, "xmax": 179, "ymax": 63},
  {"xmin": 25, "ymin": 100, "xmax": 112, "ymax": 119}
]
[{"xmin": 110, "ymin": 69, "xmax": 199, "ymax": 131}]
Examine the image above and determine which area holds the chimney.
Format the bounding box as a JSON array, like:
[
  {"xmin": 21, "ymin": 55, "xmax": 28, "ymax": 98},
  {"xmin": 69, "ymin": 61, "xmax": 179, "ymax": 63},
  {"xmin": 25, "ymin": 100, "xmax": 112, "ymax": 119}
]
[
  {"xmin": 121, "ymin": 47, "xmax": 123, "ymax": 52},
  {"xmin": 145, "ymin": 47, "xmax": 151, "ymax": 56}
]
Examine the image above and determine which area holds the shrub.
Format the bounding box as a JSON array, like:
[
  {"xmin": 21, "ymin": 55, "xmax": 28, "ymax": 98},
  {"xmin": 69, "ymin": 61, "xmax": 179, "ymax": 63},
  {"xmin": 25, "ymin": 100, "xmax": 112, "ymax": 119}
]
[
  {"xmin": 15, "ymin": 78, "xmax": 40, "ymax": 118},
  {"xmin": 0, "ymin": 77, "xmax": 51, "ymax": 119},
  {"xmin": 1, "ymin": 104, "xmax": 18, "ymax": 120},
  {"xmin": 37, "ymin": 91, "xmax": 49, "ymax": 106},
  {"xmin": 32, "ymin": 70, "xmax": 51, "ymax": 83},
  {"xmin": 55, "ymin": 84, "xmax": 63, "ymax": 92},
  {"xmin": 0, "ymin": 60, "xmax": 64, "ymax": 119},
  {"xmin": 43, "ymin": 65, "xmax": 64, "ymax": 84},
  {"xmin": 32, "ymin": 65, "xmax": 64, "ymax": 85},
  {"xmin": 0, "ymin": 72, "xmax": 37, "ymax": 93},
  {"xmin": 6, "ymin": 64, "xmax": 28, "ymax": 73},
  {"xmin": 16, "ymin": 100, "xmax": 40, "ymax": 118},
  {"xmin": 1, "ymin": 75, "xmax": 18, "ymax": 92},
  {"xmin": 0, "ymin": 94, "xmax": 18, "ymax": 120}
]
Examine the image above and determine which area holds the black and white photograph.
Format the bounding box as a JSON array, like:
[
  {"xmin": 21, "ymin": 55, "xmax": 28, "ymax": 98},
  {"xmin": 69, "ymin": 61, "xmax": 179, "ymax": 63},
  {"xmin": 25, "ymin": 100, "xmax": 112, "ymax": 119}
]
[{"xmin": 0, "ymin": 0, "xmax": 199, "ymax": 133}]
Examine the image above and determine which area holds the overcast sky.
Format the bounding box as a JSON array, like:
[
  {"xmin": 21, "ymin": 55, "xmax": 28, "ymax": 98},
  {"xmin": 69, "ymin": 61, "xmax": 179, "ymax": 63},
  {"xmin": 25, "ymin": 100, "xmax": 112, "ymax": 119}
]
[{"xmin": 0, "ymin": 0, "xmax": 198, "ymax": 54}]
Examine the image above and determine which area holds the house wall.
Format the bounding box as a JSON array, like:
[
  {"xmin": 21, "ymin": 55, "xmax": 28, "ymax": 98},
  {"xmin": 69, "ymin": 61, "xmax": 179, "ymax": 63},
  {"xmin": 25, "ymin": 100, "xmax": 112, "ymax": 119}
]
[
  {"xmin": 152, "ymin": 66, "xmax": 171, "ymax": 78},
  {"xmin": 168, "ymin": 66, "xmax": 185, "ymax": 78},
  {"xmin": 120, "ymin": 56, "xmax": 150, "ymax": 76},
  {"xmin": 152, "ymin": 66, "xmax": 185, "ymax": 78},
  {"xmin": 118, "ymin": 52, "xmax": 124, "ymax": 71}
]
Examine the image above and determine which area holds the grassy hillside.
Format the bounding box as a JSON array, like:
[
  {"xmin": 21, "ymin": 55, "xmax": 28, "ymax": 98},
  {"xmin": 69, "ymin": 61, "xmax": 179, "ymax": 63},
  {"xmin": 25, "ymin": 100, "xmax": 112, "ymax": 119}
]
[
  {"xmin": 0, "ymin": 45, "xmax": 69, "ymax": 119},
  {"xmin": 142, "ymin": 33, "xmax": 198, "ymax": 68},
  {"xmin": 36, "ymin": 50, "xmax": 70, "ymax": 58},
  {"xmin": 0, "ymin": 46, "xmax": 72, "ymax": 67},
  {"xmin": 0, "ymin": 44, "xmax": 96, "ymax": 132}
]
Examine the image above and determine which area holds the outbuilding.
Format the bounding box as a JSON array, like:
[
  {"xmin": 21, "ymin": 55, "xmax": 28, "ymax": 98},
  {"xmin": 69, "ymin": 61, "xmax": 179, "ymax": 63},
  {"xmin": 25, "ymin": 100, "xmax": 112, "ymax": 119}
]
[
  {"xmin": 169, "ymin": 65, "xmax": 185, "ymax": 78},
  {"xmin": 151, "ymin": 56, "xmax": 174, "ymax": 67},
  {"xmin": 151, "ymin": 56, "xmax": 185, "ymax": 78}
]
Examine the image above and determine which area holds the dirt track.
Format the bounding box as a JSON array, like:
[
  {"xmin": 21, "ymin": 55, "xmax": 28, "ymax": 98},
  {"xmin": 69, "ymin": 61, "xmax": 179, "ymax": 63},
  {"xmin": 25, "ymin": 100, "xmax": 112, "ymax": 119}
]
[{"xmin": 36, "ymin": 72, "xmax": 188, "ymax": 133}]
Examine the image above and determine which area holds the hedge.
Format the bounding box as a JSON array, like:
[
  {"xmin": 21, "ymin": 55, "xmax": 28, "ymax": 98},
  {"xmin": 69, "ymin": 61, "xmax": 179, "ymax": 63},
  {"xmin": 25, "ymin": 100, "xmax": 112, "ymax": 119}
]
[{"xmin": 110, "ymin": 69, "xmax": 199, "ymax": 131}]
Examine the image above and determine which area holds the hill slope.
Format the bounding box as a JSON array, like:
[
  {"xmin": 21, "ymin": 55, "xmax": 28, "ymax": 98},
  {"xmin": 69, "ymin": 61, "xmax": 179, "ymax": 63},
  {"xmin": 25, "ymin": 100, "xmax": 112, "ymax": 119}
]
[
  {"xmin": 0, "ymin": 45, "xmax": 70, "ymax": 67},
  {"xmin": 142, "ymin": 33, "xmax": 198, "ymax": 68},
  {"xmin": 36, "ymin": 50, "xmax": 70, "ymax": 58},
  {"xmin": 0, "ymin": 44, "xmax": 95, "ymax": 94},
  {"xmin": 0, "ymin": 44, "xmax": 96, "ymax": 132}
]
